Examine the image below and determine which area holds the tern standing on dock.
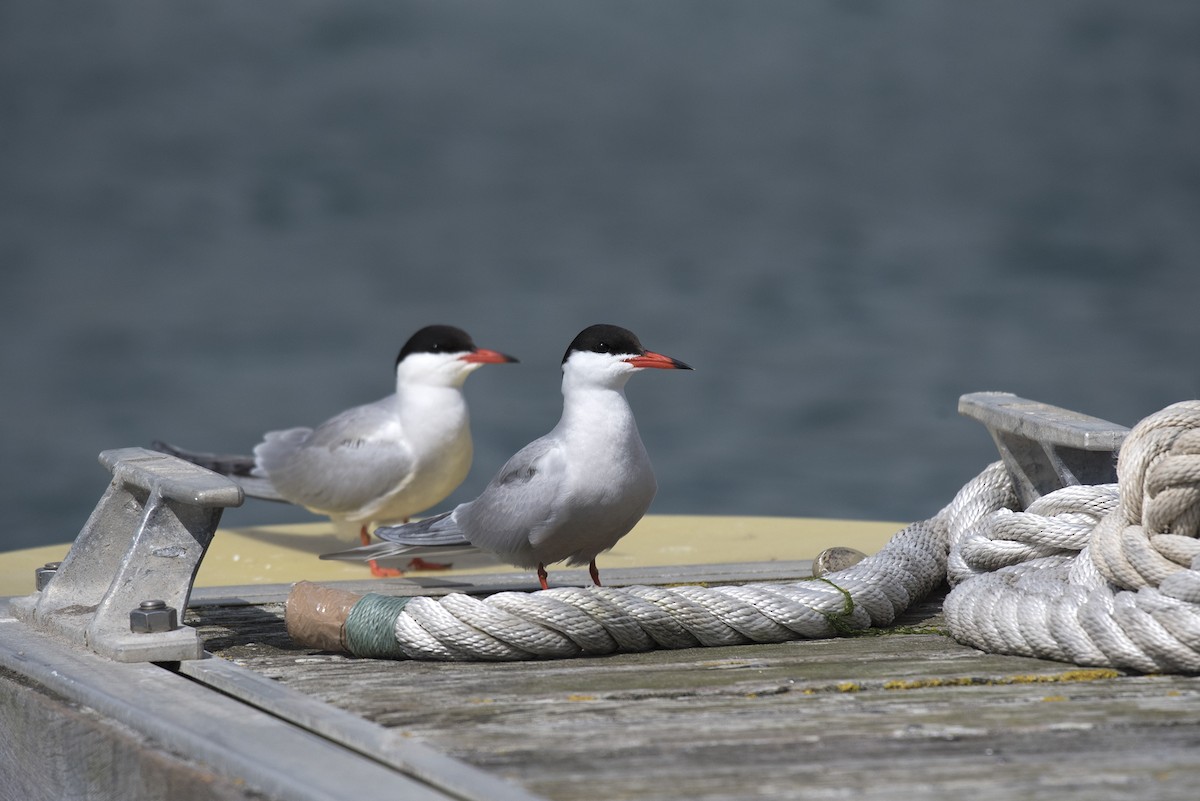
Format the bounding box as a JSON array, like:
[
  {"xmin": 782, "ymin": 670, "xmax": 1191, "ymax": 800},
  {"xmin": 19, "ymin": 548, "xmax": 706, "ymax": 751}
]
[
  {"xmin": 323, "ymin": 323, "xmax": 692, "ymax": 589},
  {"xmin": 156, "ymin": 325, "xmax": 517, "ymax": 575}
]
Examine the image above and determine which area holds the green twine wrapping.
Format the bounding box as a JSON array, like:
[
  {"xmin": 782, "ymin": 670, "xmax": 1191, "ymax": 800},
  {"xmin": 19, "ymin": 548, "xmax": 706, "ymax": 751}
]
[
  {"xmin": 344, "ymin": 593, "xmax": 414, "ymax": 659},
  {"xmin": 814, "ymin": 577, "xmax": 860, "ymax": 635}
]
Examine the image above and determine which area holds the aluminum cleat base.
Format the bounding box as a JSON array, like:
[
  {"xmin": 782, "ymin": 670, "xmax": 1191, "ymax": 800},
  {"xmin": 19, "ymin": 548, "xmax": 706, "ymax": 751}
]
[
  {"xmin": 959, "ymin": 391, "xmax": 1129, "ymax": 509},
  {"xmin": 10, "ymin": 447, "xmax": 243, "ymax": 662}
]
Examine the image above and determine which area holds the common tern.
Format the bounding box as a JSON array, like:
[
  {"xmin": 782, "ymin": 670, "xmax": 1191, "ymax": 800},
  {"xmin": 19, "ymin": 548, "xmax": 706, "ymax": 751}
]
[
  {"xmin": 155, "ymin": 324, "xmax": 517, "ymax": 575},
  {"xmin": 321, "ymin": 323, "xmax": 692, "ymax": 589}
]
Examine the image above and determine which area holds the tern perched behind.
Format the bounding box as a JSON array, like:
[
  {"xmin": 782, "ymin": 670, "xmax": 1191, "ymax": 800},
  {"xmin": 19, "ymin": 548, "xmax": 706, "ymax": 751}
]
[
  {"xmin": 322, "ymin": 323, "xmax": 692, "ymax": 589},
  {"xmin": 155, "ymin": 325, "xmax": 517, "ymax": 575}
]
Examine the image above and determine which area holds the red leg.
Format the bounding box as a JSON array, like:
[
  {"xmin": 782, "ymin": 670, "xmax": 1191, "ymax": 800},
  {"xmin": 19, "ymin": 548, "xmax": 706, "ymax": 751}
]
[
  {"xmin": 588, "ymin": 559, "xmax": 602, "ymax": 587},
  {"xmin": 362, "ymin": 525, "xmax": 404, "ymax": 578},
  {"xmin": 369, "ymin": 560, "xmax": 404, "ymax": 578},
  {"xmin": 537, "ymin": 563, "xmax": 549, "ymax": 591}
]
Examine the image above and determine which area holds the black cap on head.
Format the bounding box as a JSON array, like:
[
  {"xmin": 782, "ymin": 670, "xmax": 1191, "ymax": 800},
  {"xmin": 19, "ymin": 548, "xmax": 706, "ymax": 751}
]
[
  {"xmin": 562, "ymin": 324, "xmax": 645, "ymax": 364},
  {"xmin": 396, "ymin": 325, "xmax": 477, "ymax": 367}
]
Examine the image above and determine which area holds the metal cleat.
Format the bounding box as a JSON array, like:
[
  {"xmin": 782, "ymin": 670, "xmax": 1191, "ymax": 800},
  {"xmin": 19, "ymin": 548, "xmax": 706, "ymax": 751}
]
[
  {"xmin": 959, "ymin": 391, "xmax": 1129, "ymax": 509},
  {"xmin": 10, "ymin": 447, "xmax": 243, "ymax": 662}
]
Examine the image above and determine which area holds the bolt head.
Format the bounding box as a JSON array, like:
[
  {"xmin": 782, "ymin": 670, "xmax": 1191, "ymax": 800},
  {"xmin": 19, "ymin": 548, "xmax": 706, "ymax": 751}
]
[
  {"xmin": 130, "ymin": 601, "xmax": 178, "ymax": 634},
  {"xmin": 35, "ymin": 562, "xmax": 62, "ymax": 592}
]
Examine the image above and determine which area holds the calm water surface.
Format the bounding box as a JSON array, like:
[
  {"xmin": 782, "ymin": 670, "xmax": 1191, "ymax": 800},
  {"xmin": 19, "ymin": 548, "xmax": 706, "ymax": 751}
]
[{"xmin": 2, "ymin": 1, "xmax": 1198, "ymax": 551}]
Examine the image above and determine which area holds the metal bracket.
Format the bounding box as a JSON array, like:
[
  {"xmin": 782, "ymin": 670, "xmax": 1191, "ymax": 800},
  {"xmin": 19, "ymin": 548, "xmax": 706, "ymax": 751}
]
[
  {"xmin": 10, "ymin": 447, "xmax": 243, "ymax": 662},
  {"xmin": 958, "ymin": 392, "xmax": 1129, "ymax": 509}
]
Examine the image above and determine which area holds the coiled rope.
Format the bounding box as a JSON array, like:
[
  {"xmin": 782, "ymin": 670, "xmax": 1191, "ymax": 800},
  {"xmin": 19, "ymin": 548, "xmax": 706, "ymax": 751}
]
[
  {"xmin": 286, "ymin": 401, "xmax": 1200, "ymax": 672},
  {"xmin": 944, "ymin": 401, "xmax": 1200, "ymax": 673}
]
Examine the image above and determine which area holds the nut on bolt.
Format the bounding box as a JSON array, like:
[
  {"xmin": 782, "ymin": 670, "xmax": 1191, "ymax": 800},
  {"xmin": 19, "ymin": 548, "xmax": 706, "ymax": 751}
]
[
  {"xmin": 130, "ymin": 599, "xmax": 178, "ymax": 634},
  {"xmin": 35, "ymin": 561, "xmax": 62, "ymax": 591}
]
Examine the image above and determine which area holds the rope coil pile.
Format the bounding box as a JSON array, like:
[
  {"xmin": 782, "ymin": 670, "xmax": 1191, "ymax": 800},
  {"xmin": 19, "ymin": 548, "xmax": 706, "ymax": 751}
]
[
  {"xmin": 944, "ymin": 401, "xmax": 1200, "ymax": 673},
  {"xmin": 285, "ymin": 401, "xmax": 1200, "ymax": 672}
]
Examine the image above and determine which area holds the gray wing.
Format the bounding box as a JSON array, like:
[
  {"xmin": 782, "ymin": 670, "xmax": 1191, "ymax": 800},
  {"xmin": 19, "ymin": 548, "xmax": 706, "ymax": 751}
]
[
  {"xmin": 320, "ymin": 437, "xmax": 564, "ymax": 569},
  {"xmin": 254, "ymin": 398, "xmax": 416, "ymax": 516},
  {"xmin": 452, "ymin": 436, "xmax": 566, "ymax": 566},
  {"xmin": 322, "ymin": 512, "xmax": 477, "ymax": 562},
  {"xmin": 374, "ymin": 511, "xmax": 469, "ymax": 546},
  {"xmin": 319, "ymin": 540, "xmax": 481, "ymax": 562}
]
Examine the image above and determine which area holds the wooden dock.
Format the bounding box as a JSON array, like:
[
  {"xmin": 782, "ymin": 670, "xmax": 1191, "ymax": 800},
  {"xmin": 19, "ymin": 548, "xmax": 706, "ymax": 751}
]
[
  {"xmin": 7, "ymin": 393, "xmax": 1192, "ymax": 798},
  {"xmin": 4, "ymin": 552, "xmax": 1199, "ymax": 801}
]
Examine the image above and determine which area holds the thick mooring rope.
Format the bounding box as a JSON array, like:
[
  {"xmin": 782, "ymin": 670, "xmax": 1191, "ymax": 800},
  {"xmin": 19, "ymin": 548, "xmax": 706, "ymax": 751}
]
[
  {"xmin": 944, "ymin": 401, "xmax": 1200, "ymax": 673},
  {"xmin": 286, "ymin": 401, "xmax": 1200, "ymax": 672},
  {"xmin": 288, "ymin": 459, "xmax": 997, "ymax": 661},
  {"xmin": 334, "ymin": 514, "xmax": 950, "ymax": 662}
]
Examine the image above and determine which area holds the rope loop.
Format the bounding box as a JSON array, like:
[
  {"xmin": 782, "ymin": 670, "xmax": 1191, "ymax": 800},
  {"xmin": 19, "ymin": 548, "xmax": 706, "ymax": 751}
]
[
  {"xmin": 945, "ymin": 400, "xmax": 1200, "ymax": 672},
  {"xmin": 1091, "ymin": 401, "xmax": 1200, "ymax": 590}
]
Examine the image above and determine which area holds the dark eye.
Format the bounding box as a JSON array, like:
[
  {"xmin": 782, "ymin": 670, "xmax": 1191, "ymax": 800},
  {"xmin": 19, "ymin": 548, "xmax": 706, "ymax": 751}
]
[{"xmin": 595, "ymin": 341, "xmax": 610, "ymax": 353}]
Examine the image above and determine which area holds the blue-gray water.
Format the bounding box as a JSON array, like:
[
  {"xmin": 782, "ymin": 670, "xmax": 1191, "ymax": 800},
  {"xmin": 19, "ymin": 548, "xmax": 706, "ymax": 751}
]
[{"xmin": 3, "ymin": 2, "xmax": 1199, "ymax": 552}]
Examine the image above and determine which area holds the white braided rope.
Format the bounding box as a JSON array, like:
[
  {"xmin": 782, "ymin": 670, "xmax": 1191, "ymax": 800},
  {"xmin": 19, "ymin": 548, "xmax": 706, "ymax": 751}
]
[
  {"xmin": 379, "ymin": 464, "xmax": 999, "ymax": 662},
  {"xmin": 380, "ymin": 402, "xmax": 1200, "ymax": 671},
  {"xmin": 944, "ymin": 400, "xmax": 1200, "ymax": 673}
]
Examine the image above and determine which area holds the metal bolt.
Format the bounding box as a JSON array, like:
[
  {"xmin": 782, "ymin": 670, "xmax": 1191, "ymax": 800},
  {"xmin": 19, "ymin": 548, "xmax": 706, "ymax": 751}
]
[
  {"xmin": 130, "ymin": 599, "xmax": 178, "ymax": 634},
  {"xmin": 35, "ymin": 562, "xmax": 62, "ymax": 592}
]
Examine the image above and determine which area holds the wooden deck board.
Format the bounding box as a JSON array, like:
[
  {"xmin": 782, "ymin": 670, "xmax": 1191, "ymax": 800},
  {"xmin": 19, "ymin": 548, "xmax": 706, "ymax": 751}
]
[
  {"xmin": 187, "ymin": 570, "xmax": 1200, "ymax": 801},
  {"xmin": 11, "ymin": 514, "xmax": 1198, "ymax": 799}
]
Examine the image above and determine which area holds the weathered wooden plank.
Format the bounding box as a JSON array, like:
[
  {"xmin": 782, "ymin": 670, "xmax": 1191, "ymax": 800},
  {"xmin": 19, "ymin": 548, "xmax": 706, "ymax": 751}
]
[
  {"xmin": 0, "ymin": 615, "xmax": 457, "ymax": 801},
  {"xmin": 0, "ymin": 666, "xmax": 258, "ymax": 801},
  {"xmin": 178, "ymin": 656, "xmax": 541, "ymax": 801},
  {"xmin": 186, "ymin": 577, "xmax": 1200, "ymax": 801},
  {"xmin": 247, "ymin": 641, "xmax": 1199, "ymax": 801}
]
